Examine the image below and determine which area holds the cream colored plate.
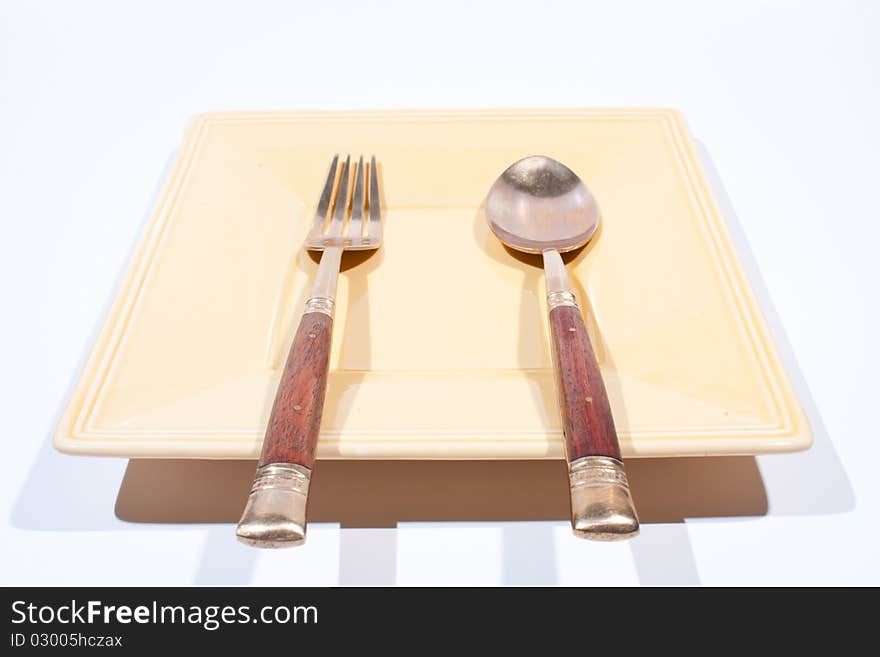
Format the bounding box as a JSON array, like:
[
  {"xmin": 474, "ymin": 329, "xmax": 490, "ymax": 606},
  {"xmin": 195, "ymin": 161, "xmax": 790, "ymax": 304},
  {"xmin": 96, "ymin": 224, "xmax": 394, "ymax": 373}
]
[{"xmin": 55, "ymin": 109, "xmax": 811, "ymax": 459}]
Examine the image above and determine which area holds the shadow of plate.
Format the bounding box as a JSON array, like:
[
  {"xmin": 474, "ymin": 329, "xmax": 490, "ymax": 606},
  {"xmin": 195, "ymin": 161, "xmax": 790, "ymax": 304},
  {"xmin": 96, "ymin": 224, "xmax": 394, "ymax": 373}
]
[{"xmin": 112, "ymin": 456, "xmax": 767, "ymax": 585}]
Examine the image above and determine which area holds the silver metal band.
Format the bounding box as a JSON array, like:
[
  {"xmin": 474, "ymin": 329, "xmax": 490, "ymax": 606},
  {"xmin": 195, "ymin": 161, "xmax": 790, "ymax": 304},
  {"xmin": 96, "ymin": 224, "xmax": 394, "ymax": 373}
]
[
  {"xmin": 304, "ymin": 296, "xmax": 335, "ymax": 317},
  {"xmin": 547, "ymin": 290, "xmax": 579, "ymax": 310},
  {"xmin": 249, "ymin": 462, "xmax": 311, "ymax": 496},
  {"xmin": 236, "ymin": 463, "xmax": 312, "ymax": 548},
  {"xmin": 569, "ymin": 456, "xmax": 630, "ymax": 489},
  {"xmin": 568, "ymin": 456, "xmax": 639, "ymax": 541}
]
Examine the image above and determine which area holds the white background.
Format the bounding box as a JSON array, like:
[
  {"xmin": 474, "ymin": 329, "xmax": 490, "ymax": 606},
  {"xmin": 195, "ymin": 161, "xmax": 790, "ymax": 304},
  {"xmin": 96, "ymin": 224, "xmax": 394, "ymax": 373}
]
[{"xmin": 2, "ymin": 0, "xmax": 878, "ymax": 586}]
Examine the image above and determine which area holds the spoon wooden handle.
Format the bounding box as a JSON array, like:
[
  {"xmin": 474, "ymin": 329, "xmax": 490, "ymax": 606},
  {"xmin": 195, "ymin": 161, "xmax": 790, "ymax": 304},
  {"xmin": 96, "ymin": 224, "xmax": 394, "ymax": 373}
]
[{"xmin": 547, "ymin": 294, "xmax": 639, "ymax": 541}]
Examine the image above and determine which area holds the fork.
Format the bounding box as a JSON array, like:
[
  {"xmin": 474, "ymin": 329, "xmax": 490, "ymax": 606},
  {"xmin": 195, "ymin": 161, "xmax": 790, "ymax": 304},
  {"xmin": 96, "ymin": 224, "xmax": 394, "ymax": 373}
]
[{"xmin": 236, "ymin": 154, "xmax": 382, "ymax": 548}]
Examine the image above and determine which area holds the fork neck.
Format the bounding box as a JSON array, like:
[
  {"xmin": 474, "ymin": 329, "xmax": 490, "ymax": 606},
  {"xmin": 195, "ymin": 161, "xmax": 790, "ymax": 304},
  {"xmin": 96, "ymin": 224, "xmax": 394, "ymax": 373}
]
[{"xmin": 305, "ymin": 246, "xmax": 344, "ymax": 317}]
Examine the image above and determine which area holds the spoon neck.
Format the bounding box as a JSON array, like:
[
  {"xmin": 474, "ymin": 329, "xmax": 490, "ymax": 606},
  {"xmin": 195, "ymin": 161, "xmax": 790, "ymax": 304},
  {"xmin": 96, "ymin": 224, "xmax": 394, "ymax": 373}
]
[{"xmin": 542, "ymin": 249, "xmax": 574, "ymax": 302}]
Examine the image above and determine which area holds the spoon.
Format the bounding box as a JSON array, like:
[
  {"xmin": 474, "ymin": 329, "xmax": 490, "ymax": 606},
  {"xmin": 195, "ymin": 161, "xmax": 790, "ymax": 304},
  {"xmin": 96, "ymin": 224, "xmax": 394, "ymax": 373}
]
[{"xmin": 486, "ymin": 155, "xmax": 639, "ymax": 540}]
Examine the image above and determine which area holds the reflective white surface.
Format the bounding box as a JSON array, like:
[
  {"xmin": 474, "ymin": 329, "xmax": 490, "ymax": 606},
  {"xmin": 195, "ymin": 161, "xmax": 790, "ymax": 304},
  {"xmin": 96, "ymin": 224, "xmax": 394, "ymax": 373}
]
[{"xmin": 2, "ymin": 0, "xmax": 878, "ymax": 585}]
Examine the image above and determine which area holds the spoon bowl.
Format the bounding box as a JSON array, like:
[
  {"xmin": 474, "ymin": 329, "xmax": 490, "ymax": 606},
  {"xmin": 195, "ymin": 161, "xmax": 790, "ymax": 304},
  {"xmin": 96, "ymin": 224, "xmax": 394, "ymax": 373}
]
[{"xmin": 485, "ymin": 155, "xmax": 599, "ymax": 254}]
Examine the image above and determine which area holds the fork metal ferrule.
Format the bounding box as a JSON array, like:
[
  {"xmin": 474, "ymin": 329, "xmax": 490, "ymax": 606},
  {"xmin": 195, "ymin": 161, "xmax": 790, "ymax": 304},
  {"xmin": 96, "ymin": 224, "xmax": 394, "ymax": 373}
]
[{"xmin": 305, "ymin": 296, "xmax": 335, "ymax": 316}]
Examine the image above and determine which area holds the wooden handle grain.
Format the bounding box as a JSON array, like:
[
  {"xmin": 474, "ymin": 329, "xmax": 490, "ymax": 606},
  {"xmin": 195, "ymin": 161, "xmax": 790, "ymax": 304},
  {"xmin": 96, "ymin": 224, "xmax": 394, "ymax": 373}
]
[
  {"xmin": 548, "ymin": 304, "xmax": 620, "ymax": 461},
  {"xmin": 260, "ymin": 311, "xmax": 333, "ymax": 468}
]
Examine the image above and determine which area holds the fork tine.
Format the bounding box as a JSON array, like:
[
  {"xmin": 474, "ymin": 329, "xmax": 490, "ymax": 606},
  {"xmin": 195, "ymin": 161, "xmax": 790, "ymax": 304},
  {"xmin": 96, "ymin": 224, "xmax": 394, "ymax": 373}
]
[
  {"xmin": 368, "ymin": 155, "xmax": 382, "ymax": 240},
  {"xmin": 347, "ymin": 156, "xmax": 365, "ymax": 240},
  {"xmin": 311, "ymin": 155, "xmax": 338, "ymax": 235},
  {"xmin": 328, "ymin": 155, "xmax": 350, "ymax": 237}
]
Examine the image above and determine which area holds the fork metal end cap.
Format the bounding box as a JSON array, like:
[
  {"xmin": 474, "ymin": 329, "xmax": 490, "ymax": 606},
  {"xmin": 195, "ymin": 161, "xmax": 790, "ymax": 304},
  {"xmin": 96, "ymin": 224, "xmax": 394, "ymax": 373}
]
[
  {"xmin": 236, "ymin": 463, "xmax": 311, "ymax": 549},
  {"xmin": 568, "ymin": 456, "xmax": 639, "ymax": 541}
]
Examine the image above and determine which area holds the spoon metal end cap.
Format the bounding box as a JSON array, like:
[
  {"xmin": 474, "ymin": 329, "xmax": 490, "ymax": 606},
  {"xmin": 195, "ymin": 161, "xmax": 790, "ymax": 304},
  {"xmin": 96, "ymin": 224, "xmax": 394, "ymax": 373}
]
[
  {"xmin": 236, "ymin": 463, "xmax": 310, "ymax": 548},
  {"xmin": 568, "ymin": 456, "xmax": 640, "ymax": 541}
]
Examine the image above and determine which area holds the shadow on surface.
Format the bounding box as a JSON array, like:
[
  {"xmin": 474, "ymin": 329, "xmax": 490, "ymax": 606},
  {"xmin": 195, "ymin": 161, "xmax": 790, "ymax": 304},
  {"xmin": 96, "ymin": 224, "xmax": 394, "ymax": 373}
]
[
  {"xmin": 115, "ymin": 457, "xmax": 766, "ymax": 525},
  {"xmin": 113, "ymin": 456, "xmax": 767, "ymax": 586},
  {"xmin": 695, "ymin": 140, "xmax": 854, "ymax": 518},
  {"xmin": 194, "ymin": 526, "xmax": 259, "ymax": 585},
  {"xmin": 10, "ymin": 151, "xmax": 180, "ymax": 535}
]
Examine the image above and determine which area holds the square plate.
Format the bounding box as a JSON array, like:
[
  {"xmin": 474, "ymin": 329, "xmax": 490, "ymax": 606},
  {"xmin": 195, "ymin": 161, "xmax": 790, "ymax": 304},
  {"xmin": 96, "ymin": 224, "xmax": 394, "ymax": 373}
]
[{"xmin": 55, "ymin": 109, "xmax": 811, "ymax": 458}]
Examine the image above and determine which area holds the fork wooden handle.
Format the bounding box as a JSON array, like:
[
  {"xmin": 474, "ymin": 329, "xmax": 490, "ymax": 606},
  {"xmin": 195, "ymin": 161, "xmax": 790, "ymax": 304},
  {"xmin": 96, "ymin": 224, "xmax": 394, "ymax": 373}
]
[
  {"xmin": 547, "ymin": 301, "xmax": 639, "ymax": 540},
  {"xmin": 260, "ymin": 311, "xmax": 333, "ymax": 467},
  {"xmin": 236, "ymin": 310, "xmax": 333, "ymax": 548}
]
